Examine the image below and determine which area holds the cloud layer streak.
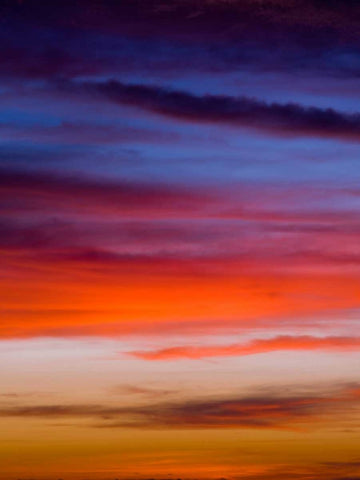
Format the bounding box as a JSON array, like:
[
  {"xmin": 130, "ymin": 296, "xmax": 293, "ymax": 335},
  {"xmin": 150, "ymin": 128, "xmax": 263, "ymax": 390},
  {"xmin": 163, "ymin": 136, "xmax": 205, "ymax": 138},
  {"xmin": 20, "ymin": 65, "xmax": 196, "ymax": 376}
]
[
  {"xmin": 131, "ymin": 335, "xmax": 360, "ymax": 360},
  {"xmin": 1, "ymin": 383, "xmax": 359, "ymax": 431},
  {"xmin": 65, "ymin": 80, "xmax": 360, "ymax": 142}
]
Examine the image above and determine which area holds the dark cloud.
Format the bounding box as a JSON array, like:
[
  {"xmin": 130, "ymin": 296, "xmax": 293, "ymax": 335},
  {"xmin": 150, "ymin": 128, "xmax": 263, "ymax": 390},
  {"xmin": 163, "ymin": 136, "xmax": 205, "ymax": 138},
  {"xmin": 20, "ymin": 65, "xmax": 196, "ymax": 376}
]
[
  {"xmin": 0, "ymin": 167, "xmax": 211, "ymax": 217},
  {"xmin": 0, "ymin": 45, "xmax": 97, "ymax": 80},
  {"xmin": 65, "ymin": 79, "xmax": 360, "ymax": 141},
  {"xmin": 1, "ymin": 0, "xmax": 360, "ymax": 83},
  {"xmin": 1, "ymin": 383, "xmax": 358, "ymax": 430},
  {"xmin": 323, "ymin": 462, "xmax": 360, "ymax": 468},
  {"xmin": 0, "ymin": 218, "xmax": 213, "ymax": 252},
  {"xmin": 331, "ymin": 478, "xmax": 360, "ymax": 480},
  {"xmin": 4, "ymin": 0, "xmax": 360, "ymax": 43},
  {"xmin": 0, "ymin": 219, "xmax": 75, "ymax": 250}
]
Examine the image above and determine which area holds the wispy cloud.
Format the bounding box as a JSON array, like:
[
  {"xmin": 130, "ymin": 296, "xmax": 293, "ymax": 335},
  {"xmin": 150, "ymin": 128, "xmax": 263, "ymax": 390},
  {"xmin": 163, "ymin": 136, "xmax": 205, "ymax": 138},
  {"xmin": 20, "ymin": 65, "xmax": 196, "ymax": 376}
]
[
  {"xmin": 0, "ymin": 167, "xmax": 210, "ymax": 217},
  {"xmin": 1, "ymin": 383, "xmax": 359, "ymax": 431},
  {"xmin": 130, "ymin": 335, "xmax": 360, "ymax": 360},
  {"xmin": 62, "ymin": 79, "xmax": 360, "ymax": 141}
]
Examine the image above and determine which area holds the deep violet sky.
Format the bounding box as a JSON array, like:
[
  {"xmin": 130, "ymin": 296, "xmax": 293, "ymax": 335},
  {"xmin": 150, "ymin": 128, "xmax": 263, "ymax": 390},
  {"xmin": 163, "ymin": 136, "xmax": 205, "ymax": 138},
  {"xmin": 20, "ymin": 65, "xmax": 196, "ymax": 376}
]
[{"xmin": 1, "ymin": 1, "xmax": 360, "ymax": 479}]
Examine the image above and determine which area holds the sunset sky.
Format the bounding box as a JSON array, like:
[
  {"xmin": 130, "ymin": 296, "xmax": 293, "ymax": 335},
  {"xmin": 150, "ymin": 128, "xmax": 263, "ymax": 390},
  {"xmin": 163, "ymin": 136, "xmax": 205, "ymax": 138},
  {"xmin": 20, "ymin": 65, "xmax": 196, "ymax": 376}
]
[{"xmin": 1, "ymin": 1, "xmax": 360, "ymax": 479}]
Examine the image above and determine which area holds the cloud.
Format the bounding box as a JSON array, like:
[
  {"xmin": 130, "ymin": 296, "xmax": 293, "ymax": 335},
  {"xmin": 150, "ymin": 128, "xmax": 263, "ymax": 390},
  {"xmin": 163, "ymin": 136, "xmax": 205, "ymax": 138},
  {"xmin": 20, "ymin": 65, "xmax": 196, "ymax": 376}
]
[
  {"xmin": 0, "ymin": 167, "xmax": 210, "ymax": 217},
  {"xmin": 130, "ymin": 335, "xmax": 360, "ymax": 360},
  {"xmin": 331, "ymin": 478, "xmax": 360, "ymax": 480},
  {"xmin": 0, "ymin": 45, "xmax": 100, "ymax": 80},
  {"xmin": 0, "ymin": 383, "xmax": 358, "ymax": 431},
  {"xmin": 0, "ymin": 312, "xmax": 344, "ymax": 341},
  {"xmin": 0, "ymin": 121, "xmax": 180, "ymax": 146},
  {"xmin": 2, "ymin": 0, "xmax": 360, "ymax": 86},
  {"xmin": 1, "ymin": 248, "xmax": 359, "ymax": 340},
  {"xmin": 111, "ymin": 384, "xmax": 175, "ymax": 398},
  {"xmin": 6, "ymin": 1, "xmax": 360, "ymax": 44},
  {"xmin": 65, "ymin": 79, "xmax": 360, "ymax": 141}
]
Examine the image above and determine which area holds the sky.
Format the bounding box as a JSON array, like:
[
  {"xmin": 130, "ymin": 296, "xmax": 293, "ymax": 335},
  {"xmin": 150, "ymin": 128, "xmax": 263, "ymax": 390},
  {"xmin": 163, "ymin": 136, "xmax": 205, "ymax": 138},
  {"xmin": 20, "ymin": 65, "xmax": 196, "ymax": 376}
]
[{"xmin": 1, "ymin": 1, "xmax": 360, "ymax": 479}]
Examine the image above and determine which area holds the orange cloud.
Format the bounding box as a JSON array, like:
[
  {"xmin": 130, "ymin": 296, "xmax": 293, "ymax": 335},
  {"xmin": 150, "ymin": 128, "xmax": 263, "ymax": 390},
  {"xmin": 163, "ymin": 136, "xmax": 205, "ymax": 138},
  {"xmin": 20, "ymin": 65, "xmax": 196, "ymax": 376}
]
[
  {"xmin": 131, "ymin": 335, "xmax": 360, "ymax": 360},
  {"xmin": 1, "ymin": 271, "xmax": 358, "ymax": 339}
]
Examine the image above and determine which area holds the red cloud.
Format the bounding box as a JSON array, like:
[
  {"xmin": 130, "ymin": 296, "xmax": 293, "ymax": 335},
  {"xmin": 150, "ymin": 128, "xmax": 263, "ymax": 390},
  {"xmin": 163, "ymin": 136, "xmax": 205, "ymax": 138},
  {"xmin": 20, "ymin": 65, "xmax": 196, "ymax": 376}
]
[{"xmin": 131, "ymin": 335, "xmax": 360, "ymax": 360}]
